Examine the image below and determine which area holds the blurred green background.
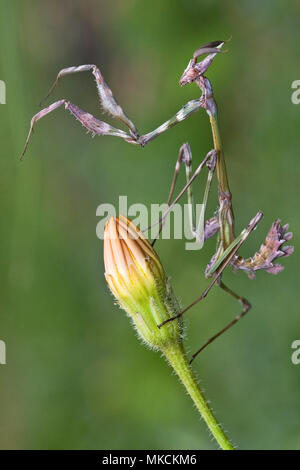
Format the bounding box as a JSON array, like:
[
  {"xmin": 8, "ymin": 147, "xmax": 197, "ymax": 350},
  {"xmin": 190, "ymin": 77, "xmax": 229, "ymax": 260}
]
[{"xmin": 0, "ymin": 0, "xmax": 299, "ymax": 450}]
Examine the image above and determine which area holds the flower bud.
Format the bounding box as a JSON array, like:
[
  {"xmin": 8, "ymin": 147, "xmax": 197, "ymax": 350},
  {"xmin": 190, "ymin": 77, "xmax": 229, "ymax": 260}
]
[{"xmin": 104, "ymin": 215, "xmax": 182, "ymax": 350}]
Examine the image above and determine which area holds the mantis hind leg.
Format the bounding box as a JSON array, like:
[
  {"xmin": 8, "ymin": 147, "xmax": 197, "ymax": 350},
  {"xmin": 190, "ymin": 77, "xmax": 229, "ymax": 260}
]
[{"xmin": 189, "ymin": 281, "xmax": 251, "ymax": 364}]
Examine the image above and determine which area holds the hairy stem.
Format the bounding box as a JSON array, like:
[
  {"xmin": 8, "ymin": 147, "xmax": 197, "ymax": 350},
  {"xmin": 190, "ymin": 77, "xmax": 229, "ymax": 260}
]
[{"xmin": 162, "ymin": 342, "xmax": 234, "ymax": 450}]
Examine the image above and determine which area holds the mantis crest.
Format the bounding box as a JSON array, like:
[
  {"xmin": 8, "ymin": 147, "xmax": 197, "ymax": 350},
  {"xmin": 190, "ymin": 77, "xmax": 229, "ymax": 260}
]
[{"xmin": 20, "ymin": 41, "xmax": 293, "ymax": 362}]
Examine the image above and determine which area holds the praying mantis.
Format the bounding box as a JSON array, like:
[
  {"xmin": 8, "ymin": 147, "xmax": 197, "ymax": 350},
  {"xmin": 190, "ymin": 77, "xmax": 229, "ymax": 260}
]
[{"xmin": 20, "ymin": 40, "xmax": 293, "ymax": 362}]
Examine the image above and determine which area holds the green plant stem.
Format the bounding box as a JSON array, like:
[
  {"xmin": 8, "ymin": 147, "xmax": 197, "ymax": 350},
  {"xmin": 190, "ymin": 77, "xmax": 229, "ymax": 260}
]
[{"xmin": 163, "ymin": 342, "xmax": 234, "ymax": 450}]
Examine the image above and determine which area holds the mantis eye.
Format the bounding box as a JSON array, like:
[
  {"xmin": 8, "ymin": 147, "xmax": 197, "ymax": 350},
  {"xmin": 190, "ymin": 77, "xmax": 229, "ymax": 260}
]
[{"xmin": 179, "ymin": 41, "xmax": 224, "ymax": 86}]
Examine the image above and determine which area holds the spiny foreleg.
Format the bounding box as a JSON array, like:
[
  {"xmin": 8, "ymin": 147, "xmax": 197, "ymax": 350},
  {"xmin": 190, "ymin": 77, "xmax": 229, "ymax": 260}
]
[
  {"xmin": 39, "ymin": 64, "xmax": 139, "ymax": 139},
  {"xmin": 20, "ymin": 42, "xmax": 224, "ymax": 159},
  {"xmin": 20, "ymin": 100, "xmax": 134, "ymax": 160}
]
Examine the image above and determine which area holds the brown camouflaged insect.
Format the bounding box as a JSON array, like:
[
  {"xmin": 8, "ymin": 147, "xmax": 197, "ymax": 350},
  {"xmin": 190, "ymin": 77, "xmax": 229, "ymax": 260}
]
[{"xmin": 20, "ymin": 41, "xmax": 293, "ymax": 362}]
